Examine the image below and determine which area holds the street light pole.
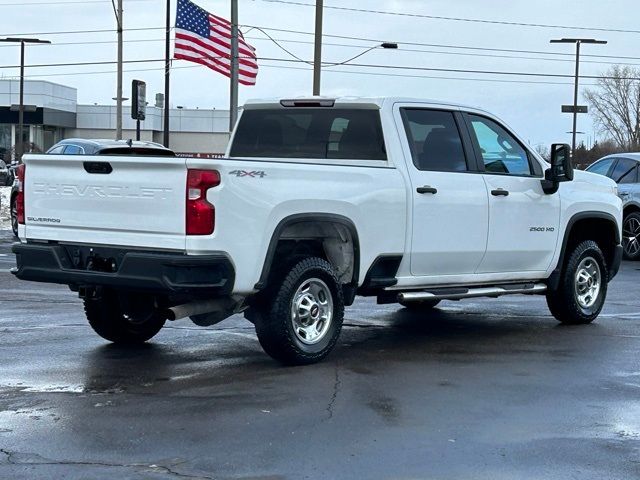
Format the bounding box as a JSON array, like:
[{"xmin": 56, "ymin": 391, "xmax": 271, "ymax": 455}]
[
  {"xmin": 550, "ymin": 38, "xmax": 607, "ymax": 157},
  {"xmin": 312, "ymin": 0, "xmax": 323, "ymax": 95},
  {"xmin": 116, "ymin": 0, "xmax": 123, "ymax": 140},
  {"xmin": 19, "ymin": 41, "xmax": 24, "ymax": 161},
  {"xmin": 0, "ymin": 37, "xmax": 50, "ymax": 162}
]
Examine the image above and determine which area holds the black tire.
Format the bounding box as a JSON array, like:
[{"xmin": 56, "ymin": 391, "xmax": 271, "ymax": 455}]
[
  {"xmin": 399, "ymin": 298, "xmax": 441, "ymax": 310},
  {"xmin": 546, "ymin": 240, "xmax": 608, "ymax": 325},
  {"xmin": 10, "ymin": 194, "xmax": 18, "ymax": 238},
  {"xmin": 251, "ymin": 257, "xmax": 344, "ymax": 365},
  {"xmin": 84, "ymin": 289, "xmax": 166, "ymax": 344},
  {"xmin": 622, "ymin": 212, "xmax": 640, "ymax": 260}
]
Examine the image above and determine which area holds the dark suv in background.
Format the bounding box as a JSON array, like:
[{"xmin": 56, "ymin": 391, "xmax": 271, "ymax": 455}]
[
  {"xmin": 10, "ymin": 139, "xmax": 175, "ymax": 237},
  {"xmin": 586, "ymin": 153, "xmax": 640, "ymax": 260}
]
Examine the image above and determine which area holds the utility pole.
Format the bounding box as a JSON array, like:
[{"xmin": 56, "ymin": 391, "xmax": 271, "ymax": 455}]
[
  {"xmin": 312, "ymin": 0, "xmax": 323, "ymax": 95},
  {"xmin": 163, "ymin": 0, "xmax": 171, "ymax": 147},
  {"xmin": 229, "ymin": 0, "xmax": 239, "ymax": 131},
  {"xmin": 116, "ymin": 0, "xmax": 123, "ymax": 140},
  {"xmin": 551, "ymin": 38, "xmax": 607, "ymax": 157},
  {"xmin": 0, "ymin": 37, "xmax": 50, "ymax": 162}
]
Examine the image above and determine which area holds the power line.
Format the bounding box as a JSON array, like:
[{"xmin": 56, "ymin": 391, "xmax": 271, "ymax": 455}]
[
  {"xmin": 257, "ymin": 0, "xmax": 640, "ymax": 35},
  {"xmin": 1, "ymin": 55, "xmax": 638, "ymax": 81},
  {"xmin": 4, "ymin": 22, "xmax": 640, "ymax": 63},
  {"xmin": 16, "ymin": 60, "xmax": 598, "ymax": 87},
  {"xmin": 0, "ymin": 26, "xmax": 165, "ymax": 37},
  {"xmin": 245, "ymin": 32, "xmax": 640, "ymax": 68},
  {"xmin": 247, "ymin": 25, "xmax": 640, "ymax": 62},
  {"xmin": 0, "ymin": 0, "xmax": 152, "ymax": 4},
  {"xmin": 2, "ymin": 32, "xmax": 639, "ymax": 68}
]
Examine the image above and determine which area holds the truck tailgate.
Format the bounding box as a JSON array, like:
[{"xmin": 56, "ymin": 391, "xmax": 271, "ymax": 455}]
[{"xmin": 23, "ymin": 154, "xmax": 187, "ymax": 250}]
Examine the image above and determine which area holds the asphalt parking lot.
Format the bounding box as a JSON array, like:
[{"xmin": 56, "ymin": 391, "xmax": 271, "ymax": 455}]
[{"xmin": 1, "ymin": 231, "xmax": 640, "ymax": 479}]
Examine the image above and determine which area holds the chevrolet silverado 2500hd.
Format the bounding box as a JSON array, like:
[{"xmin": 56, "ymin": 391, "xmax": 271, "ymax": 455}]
[{"xmin": 12, "ymin": 97, "xmax": 623, "ymax": 365}]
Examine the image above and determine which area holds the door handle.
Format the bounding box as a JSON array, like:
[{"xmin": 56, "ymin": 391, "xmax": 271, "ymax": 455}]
[
  {"xmin": 491, "ymin": 188, "xmax": 509, "ymax": 197},
  {"xmin": 417, "ymin": 186, "xmax": 438, "ymax": 194}
]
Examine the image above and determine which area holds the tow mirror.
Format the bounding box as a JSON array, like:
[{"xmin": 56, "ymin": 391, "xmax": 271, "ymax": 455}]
[{"xmin": 542, "ymin": 143, "xmax": 573, "ymax": 194}]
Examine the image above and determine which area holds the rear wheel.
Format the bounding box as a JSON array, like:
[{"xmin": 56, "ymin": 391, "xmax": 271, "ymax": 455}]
[
  {"xmin": 251, "ymin": 257, "xmax": 344, "ymax": 365},
  {"xmin": 399, "ymin": 298, "xmax": 441, "ymax": 310},
  {"xmin": 547, "ymin": 240, "xmax": 608, "ymax": 325},
  {"xmin": 622, "ymin": 212, "xmax": 640, "ymax": 260},
  {"xmin": 84, "ymin": 289, "xmax": 166, "ymax": 344}
]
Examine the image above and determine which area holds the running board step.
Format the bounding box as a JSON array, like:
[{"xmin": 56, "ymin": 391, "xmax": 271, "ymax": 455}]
[{"xmin": 398, "ymin": 283, "xmax": 547, "ymax": 302}]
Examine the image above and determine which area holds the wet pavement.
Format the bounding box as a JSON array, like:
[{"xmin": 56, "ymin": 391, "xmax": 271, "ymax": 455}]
[{"xmin": 1, "ymin": 230, "xmax": 640, "ymax": 479}]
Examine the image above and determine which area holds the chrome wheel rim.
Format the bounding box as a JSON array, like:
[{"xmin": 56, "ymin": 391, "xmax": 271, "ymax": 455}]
[
  {"xmin": 574, "ymin": 256, "xmax": 601, "ymax": 309},
  {"xmin": 623, "ymin": 216, "xmax": 640, "ymax": 257},
  {"xmin": 291, "ymin": 278, "xmax": 333, "ymax": 345}
]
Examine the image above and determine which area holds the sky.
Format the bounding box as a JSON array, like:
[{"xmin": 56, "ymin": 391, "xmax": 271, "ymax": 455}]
[{"xmin": 2, "ymin": 0, "xmax": 639, "ymax": 149}]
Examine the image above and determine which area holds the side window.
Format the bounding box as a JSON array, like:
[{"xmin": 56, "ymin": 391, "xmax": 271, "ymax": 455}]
[
  {"xmin": 586, "ymin": 158, "xmax": 615, "ymax": 177},
  {"xmin": 610, "ymin": 159, "xmax": 637, "ymax": 184},
  {"xmin": 468, "ymin": 115, "xmax": 533, "ymax": 176},
  {"xmin": 47, "ymin": 145, "xmax": 65, "ymax": 154},
  {"xmin": 401, "ymin": 109, "xmax": 467, "ymax": 172},
  {"xmin": 63, "ymin": 145, "xmax": 84, "ymax": 155}
]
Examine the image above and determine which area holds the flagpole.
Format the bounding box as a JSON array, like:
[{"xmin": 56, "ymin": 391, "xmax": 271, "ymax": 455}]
[
  {"xmin": 229, "ymin": 0, "xmax": 239, "ymax": 132},
  {"xmin": 163, "ymin": 0, "xmax": 171, "ymax": 147}
]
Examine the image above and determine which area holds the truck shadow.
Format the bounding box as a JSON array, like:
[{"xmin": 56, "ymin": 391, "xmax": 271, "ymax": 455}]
[{"xmin": 79, "ymin": 302, "xmax": 603, "ymax": 398}]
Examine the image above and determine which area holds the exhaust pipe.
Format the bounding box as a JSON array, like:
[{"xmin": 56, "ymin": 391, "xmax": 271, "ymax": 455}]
[{"xmin": 166, "ymin": 299, "xmax": 233, "ymax": 321}]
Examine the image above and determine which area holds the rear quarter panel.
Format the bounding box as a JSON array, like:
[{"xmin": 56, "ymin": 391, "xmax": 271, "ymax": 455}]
[{"xmin": 185, "ymin": 158, "xmax": 407, "ymax": 294}]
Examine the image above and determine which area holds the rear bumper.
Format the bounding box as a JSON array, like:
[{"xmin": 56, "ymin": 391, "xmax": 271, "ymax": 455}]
[{"xmin": 12, "ymin": 242, "xmax": 234, "ymax": 295}]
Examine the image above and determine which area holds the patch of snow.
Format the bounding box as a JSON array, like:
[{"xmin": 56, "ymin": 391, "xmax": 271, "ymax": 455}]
[{"xmin": 0, "ymin": 186, "xmax": 10, "ymax": 231}]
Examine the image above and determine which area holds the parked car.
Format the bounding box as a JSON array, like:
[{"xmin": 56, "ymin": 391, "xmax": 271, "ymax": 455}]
[
  {"xmin": 12, "ymin": 98, "xmax": 622, "ymax": 365},
  {"xmin": 586, "ymin": 153, "xmax": 640, "ymax": 260},
  {"xmin": 0, "ymin": 160, "xmax": 14, "ymax": 186},
  {"xmin": 44, "ymin": 138, "xmax": 175, "ymax": 156},
  {"xmin": 9, "ymin": 139, "xmax": 174, "ymax": 237}
]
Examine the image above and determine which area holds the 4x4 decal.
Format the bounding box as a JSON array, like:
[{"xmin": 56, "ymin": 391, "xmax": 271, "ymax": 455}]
[{"xmin": 229, "ymin": 170, "xmax": 267, "ymax": 178}]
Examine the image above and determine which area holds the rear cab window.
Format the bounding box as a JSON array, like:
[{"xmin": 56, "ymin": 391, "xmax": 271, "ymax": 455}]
[{"xmin": 230, "ymin": 108, "xmax": 387, "ymax": 161}]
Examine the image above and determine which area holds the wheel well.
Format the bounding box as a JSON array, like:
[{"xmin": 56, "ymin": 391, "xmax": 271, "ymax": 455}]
[
  {"xmin": 564, "ymin": 217, "xmax": 618, "ymax": 271},
  {"xmin": 623, "ymin": 204, "xmax": 640, "ymax": 219},
  {"xmin": 257, "ymin": 217, "xmax": 359, "ymax": 304}
]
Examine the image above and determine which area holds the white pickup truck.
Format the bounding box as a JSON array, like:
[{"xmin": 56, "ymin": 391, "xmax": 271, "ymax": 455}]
[{"xmin": 13, "ymin": 97, "xmax": 623, "ymax": 365}]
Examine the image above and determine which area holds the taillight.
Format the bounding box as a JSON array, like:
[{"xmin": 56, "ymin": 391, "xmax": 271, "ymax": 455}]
[
  {"xmin": 16, "ymin": 164, "xmax": 25, "ymax": 225},
  {"xmin": 186, "ymin": 169, "xmax": 220, "ymax": 235}
]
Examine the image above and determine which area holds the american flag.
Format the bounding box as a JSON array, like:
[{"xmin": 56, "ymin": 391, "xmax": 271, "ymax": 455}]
[{"xmin": 174, "ymin": 0, "xmax": 258, "ymax": 85}]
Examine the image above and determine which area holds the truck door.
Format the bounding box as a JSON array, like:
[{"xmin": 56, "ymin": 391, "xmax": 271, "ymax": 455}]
[
  {"xmin": 464, "ymin": 113, "xmax": 560, "ymax": 273},
  {"xmin": 397, "ymin": 106, "xmax": 489, "ymax": 277}
]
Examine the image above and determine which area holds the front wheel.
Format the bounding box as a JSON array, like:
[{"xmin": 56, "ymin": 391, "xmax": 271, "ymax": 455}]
[
  {"xmin": 546, "ymin": 240, "xmax": 608, "ymax": 325},
  {"xmin": 251, "ymin": 257, "xmax": 344, "ymax": 365},
  {"xmin": 84, "ymin": 289, "xmax": 166, "ymax": 344}
]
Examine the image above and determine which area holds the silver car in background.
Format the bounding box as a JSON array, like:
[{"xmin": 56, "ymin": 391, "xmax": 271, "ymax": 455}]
[{"xmin": 586, "ymin": 153, "xmax": 640, "ymax": 260}]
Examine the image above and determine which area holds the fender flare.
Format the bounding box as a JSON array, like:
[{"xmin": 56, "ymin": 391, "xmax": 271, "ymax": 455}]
[
  {"xmin": 254, "ymin": 213, "xmax": 361, "ymax": 291},
  {"xmin": 547, "ymin": 211, "xmax": 620, "ymax": 290}
]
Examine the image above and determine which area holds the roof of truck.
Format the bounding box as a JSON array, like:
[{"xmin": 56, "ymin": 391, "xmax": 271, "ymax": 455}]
[{"xmin": 243, "ymin": 96, "xmax": 489, "ymax": 113}]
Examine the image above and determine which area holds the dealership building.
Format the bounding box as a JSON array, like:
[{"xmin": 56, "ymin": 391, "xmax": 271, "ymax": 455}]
[{"xmin": 0, "ymin": 79, "xmax": 231, "ymax": 158}]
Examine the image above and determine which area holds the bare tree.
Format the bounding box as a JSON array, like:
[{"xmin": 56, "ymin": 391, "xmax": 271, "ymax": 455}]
[
  {"xmin": 533, "ymin": 144, "xmax": 550, "ymax": 162},
  {"xmin": 584, "ymin": 66, "xmax": 640, "ymax": 150}
]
